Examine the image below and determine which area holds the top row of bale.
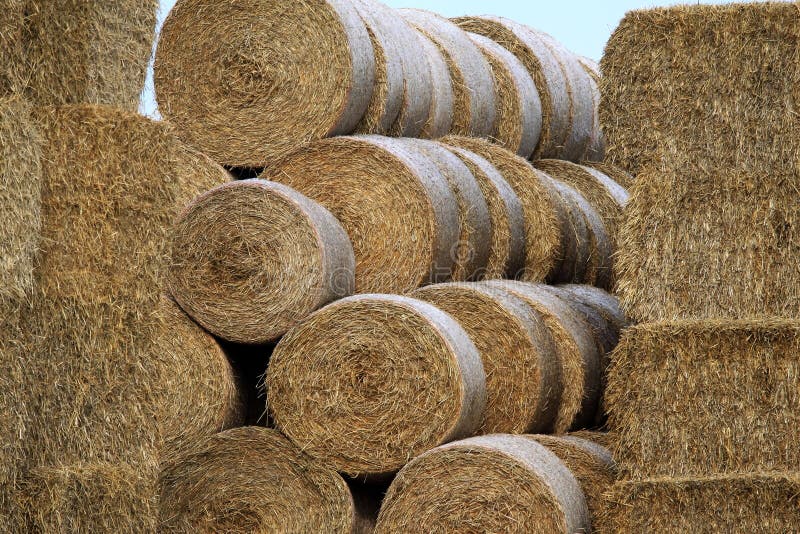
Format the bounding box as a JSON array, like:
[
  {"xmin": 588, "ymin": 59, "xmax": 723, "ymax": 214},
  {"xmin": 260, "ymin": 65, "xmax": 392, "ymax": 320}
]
[{"xmin": 154, "ymin": 0, "xmax": 603, "ymax": 167}]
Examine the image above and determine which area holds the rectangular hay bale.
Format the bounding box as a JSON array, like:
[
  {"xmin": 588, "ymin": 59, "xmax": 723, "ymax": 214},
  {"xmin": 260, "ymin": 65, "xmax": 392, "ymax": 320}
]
[{"xmin": 606, "ymin": 319, "xmax": 800, "ymax": 480}]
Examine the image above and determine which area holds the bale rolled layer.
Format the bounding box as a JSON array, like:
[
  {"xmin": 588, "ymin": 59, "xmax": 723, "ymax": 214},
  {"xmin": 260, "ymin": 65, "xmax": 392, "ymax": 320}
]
[
  {"xmin": 546, "ymin": 179, "xmax": 591, "ymax": 284},
  {"xmin": 558, "ymin": 284, "xmax": 629, "ymax": 333},
  {"xmin": 607, "ymin": 319, "xmax": 800, "ymax": 479},
  {"xmin": 467, "ymin": 32, "xmax": 542, "ymax": 158},
  {"xmin": 453, "ymin": 16, "xmax": 569, "ymax": 158},
  {"xmin": 415, "ymin": 33, "xmax": 454, "ymax": 138},
  {"xmin": 567, "ymin": 430, "xmax": 613, "ymax": 450},
  {"xmin": 569, "ymin": 187, "xmax": 613, "ymax": 290},
  {"xmin": 600, "ymin": 474, "xmax": 800, "ymax": 534},
  {"xmin": 155, "ymin": 0, "xmax": 375, "ymax": 166},
  {"xmin": 583, "ymin": 161, "xmax": 634, "ymax": 190},
  {"xmin": 262, "ymin": 136, "xmax": 459, "ymax": 294},
  {"xmin": 400, "ymin": 9, "xmax": 496, "ymax": 136},
  {"xmin": 412, "ymin": 282, "xmax": 562, "ymax": 434},
  {"xmin": 168, "ymin": 179, "xmax": 355, "ymax": 344},
  {"xmin": 375, "ymin": 435, "xmax": 589, "ymax": 534},
  {"xmin": 577, "ymin": 58, "xmax": 605, "ymax": 162},
  {"xmin": 267, "ymin": 294, "xmax": 486, "ymax": 477},
  {"xmin": 441, "ymin": 136, "xmax": 563, "ymax": 281},
  {"xmin": 158, "ymin": 427, "xmax": 354, "ymax": 533}
]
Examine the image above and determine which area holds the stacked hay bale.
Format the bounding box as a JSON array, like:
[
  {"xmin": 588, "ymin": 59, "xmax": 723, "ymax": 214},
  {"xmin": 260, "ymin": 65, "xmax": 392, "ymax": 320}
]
[{"xmin": 601, "ymin": 4, "xmax": 800, "ymax": 530}]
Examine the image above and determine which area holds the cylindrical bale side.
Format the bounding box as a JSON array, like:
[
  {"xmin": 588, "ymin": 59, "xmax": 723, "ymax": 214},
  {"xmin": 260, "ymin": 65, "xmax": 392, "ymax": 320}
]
[
  {"xmin": 583, "ymin": 161, "xmax": 635, "ymax": 190},
  {"xmin": 577, "ymin": 57, "xmax": 605, "ymax": 162},
  {"xmin": 155, "ymin": 0, "xmax": 376, "ymax": 166},
  {"xmin": 168, "ymin": 179, "xmax": 355, "ymax": 344},
  {"xmin": 539, "ymin": 177, "xmax": 591, "ymax": 284},
  {"xmin": 558, "ymin": 284, "xmax": 629, "ymax": 333},
  {"xmin": 267, "ymin": 294, "xmax": 486, "ymax": 477},
  {"xmin": 413, "ymin": 33, "xmax": 454, "ymax": 138}
]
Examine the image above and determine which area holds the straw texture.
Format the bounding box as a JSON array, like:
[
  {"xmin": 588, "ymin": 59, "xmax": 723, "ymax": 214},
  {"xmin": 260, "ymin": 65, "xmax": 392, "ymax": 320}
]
[
  {"xmin": 267, "ymin": 294, "xmax": 486, "ymax": 477},
  {"xmin": 415, "ymin": 33, "xmax": 454, "ymax": 138},
  {"xmin": 584, "ymin": 161, "xmax": 634, "ymax": 190},
  {"xmin": 168, "ymin": 179, "xmax": 355, "ymax": 344}
]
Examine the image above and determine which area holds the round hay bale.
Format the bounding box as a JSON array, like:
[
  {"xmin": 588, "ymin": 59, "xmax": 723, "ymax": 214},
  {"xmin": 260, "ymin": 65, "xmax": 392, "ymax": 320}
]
[
  {"xmin": 558, "ymin": 284, "xmax": 629, "ymax": 332},
  {"xmin": 261, "ymin": 135, "xmax": 459, "ymax": 294},
  {"xmin": 400, "ymin": 139, "xmax": 491, "ymax": 281},
  {"xmin": 400, "ymin": 9, "xmax": 496, "ymax": 136},
  {"xmin": 267, "ymin": 294, "xmax": 486, "ymax": 477},
  {"xmin": 155, "ymin": 0, "xmax": 376, "ymax": 167},
  {"xmin": 584, "ymin": 161, "xmax": 635, "ymax": 190},
  {"xmin": 453, "ymin": 16, "xmax": 569, "ymax": 158},
  {"xmin": 484, "ymin": 281, "xmax": 602, "ymax": 432},
  {"xmin": 441, "ymin": 136, "xmax": 563, "ymax": 281},
  {"xmin": 571, "ymin": 189, "xmax": 613, "ymax": 290},
  {"xmin": 158, "ymin": 427, "xmax": 354, "ymax": 533},
  {"xmin": 441, "ymin": 145, "xmax": 525, "ymax": 279},
  {"xmin": 414, "ymin": 32, "xmax": 454, "ymax": 138},
  {"xmin": 568, "ymin": 430, "xmax": 614, "ymax": 449},
  {"xmin": 375, "ymin": 434, "xmax": 590, "ymax": 533},
  {"xmin": 528, "ymin": 434, "xmax": 616, "ymax": 526},
  {"xmin": 412, "ymin": 282, "xmax": 562, "ymax": 434},
  {"xmin": 167, "ymin": 179, "xmax": 355, "ymax": 344},
  {"xmin": 468, "ymin": 32, "xmax": 542, "ymax": 158},
  {"xmin": 578, "ymin": 60, "xmax": 605, "ymax": 162},
  {"xmin": 536, "ymin": 286, "xmax": 618, "ymax": 355}
]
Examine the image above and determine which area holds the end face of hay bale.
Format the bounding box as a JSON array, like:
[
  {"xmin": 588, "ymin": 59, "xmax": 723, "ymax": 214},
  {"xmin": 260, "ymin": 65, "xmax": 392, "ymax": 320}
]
[
  {"xmin": 168, "ymin": 179, "xmax": 355, "ymax": 344},
  {"xmin": 607, "ymin": 319, "xmax": 800, "ymax": 480},
  {"xmin": 267, "ymin": 294, "xmax": 486, "ymax": 477},
  {"xmin": 262, "ymin": 136, "xmax": 459, "ymax": 294},
  {"xmin": 155, "ymin": 0, "xmax": 375, "ymax": 166},
  {"xmin": 158, "ymin": 427, "xmax": 354, "ymax": 533},
  {"xmin": 375, "ymin": 434, "xmax": 589, "ymax": 534}
]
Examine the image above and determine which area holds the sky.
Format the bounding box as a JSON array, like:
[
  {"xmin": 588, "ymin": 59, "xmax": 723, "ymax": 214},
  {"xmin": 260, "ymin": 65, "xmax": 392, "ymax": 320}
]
[{"xmin": 139, "ymin": 0, "xmax": 767, "ymax": 116}]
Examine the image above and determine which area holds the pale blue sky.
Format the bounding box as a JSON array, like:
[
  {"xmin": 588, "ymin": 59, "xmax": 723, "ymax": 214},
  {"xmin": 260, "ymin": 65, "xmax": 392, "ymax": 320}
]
[{"xmin": 140, "ymin": 0, "xmax": 769, "ymax": 116}]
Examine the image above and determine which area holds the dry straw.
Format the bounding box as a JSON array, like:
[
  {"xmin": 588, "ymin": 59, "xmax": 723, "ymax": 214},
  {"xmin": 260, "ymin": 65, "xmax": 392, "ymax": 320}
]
[
  {"xmin": 168, "ymin": 179, "xmax": 355, "ymax": 344},
  {"xmin": 375, "ymin": 434, "xmax": 589, "ymax": 533},
  {"xmin": 0, "ymin": 1, "xmax": 25, "ymax": 94},
  {"xmin": 600, "ymin": 474, "xmax": 800, "ymax": 533},
  {"xmin": 467, "ymin": 32, "xmax": 542, "ymax": 158},
  {"xmin": 400, "ymin": 139, "xmax": 491, "ymax": 281},
  {"xmin": 158, "ymin": 427, "xmax": 354, "ymax": 533},
  {"xmin": 485, "ymin": 281, "xmax": 601, "ymax": 432},
  {"xmin": 262, "ymin": 136, "xmax": 459, "ymax": 294},
  {"xmin": 441, "ymin": 136, "xmax": 563, "ymax": 281},
  {"xmin": 607, "ymin": 319, "xmax": 800, "ymax": 480},
  {"xmin": 412, "ymin": 282, "xmax": 562, "ymax": 434},
  {"xmin": 528, "ymin": 434, "xmax": 615, "ymax": 526},
  {"xmin": 558, "ymin": 284, "xmax": 628, "ymax": 333},
  {"xmin": 583, "ymin": 161, "xmax": 634, "ymax": 190},
  {"xmin": 453, "ymin": 16, "xmax": 569, "ymax": 158},
  {"xmin": 545, "ymin": 179, "xmax": 591, "ymax": 284},
  {"xmin": 577, "ymin": 57, "xmax": 604, "ymax": 162},
  {"xmin": 600, "ymin": 3, "xmax": 800, "ymax": 175},
  {"xmin": 267, "ymin": 294, "xmax": 486, "ymax": 477},
  {"xmin": 567, "ymin": 430, "xmax": 613, "ymax": 450},
  {"xmin": 415, "ymin": 33, "xmax": 454, "ymax": 138},
  {"xmin": 440, "ymin": 145, "xmax": 525, "ymax": 279},
  {"xmin": 400, "ymin": 9, "xmax": 496, "ymax": 136},
  {"xmin": 155, "ymin": 0, "xmax": 375, "ymax": 167}
]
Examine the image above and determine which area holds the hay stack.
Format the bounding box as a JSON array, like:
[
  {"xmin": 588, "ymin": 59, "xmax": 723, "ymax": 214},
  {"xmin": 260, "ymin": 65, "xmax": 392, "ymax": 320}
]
[
  {"xmin": 267, "ymin": 294, "xmax": 486, "ymax": 477},
  {"xmin": 168, "ymin": 179, "xmax": 355, "ymax": 344},
  {"xmin": 401, "ymin": 140, "xmax": 491, "ymax": 281},
  {"xmin": 467, "ymin": 32, "xmax": 542, "ymax": 158},
  {"xmin": 155, "ymin": 0, "xmax": 375, "ymax": 167},
  {"xmin": 400, "ymin": 9, "xmax": 496, "ymax": 136},
  {"xmin": 453, "ymin": 16, "xmax": 569, "ymax": 159},
  {"xmin": 568, "ymin": 430, "xmax": 613, "ymax": 449},
  {"xmin": 600, "ymin": 474, "xmax": 800, "ymax": 533},
  {"xmin": 577, "ymin": 56, "xmax": 604, "ymax": 162},
  {"xmin": 440, "ymin": 145, "xmax": 525, "ymax": 279},
  {"xmin": 485, "ymin": 281, "xmax": 601, "ymax": 432},
  {"xmin": 0, "ymin": 1, "xmax": 24, "ymax": 94},
  {"xmin": 584, "ymin": 161, "xmax": 634, "ymax": 190},
  {"xmin": 558, "ymin": 284, "xmax": 629, "ymax": 333},
  {"xmin": 375, "ymin": 435, "xmax": 589, "ymax": 533},
  {"xmin": 414, "ymin": 33, "xmax": 454, "ymax": 138},
  {"xmin": 528, "ymin": 434, "xmax": 615, "ymax": 526},
  {"xmin": 558, "ymin": 180, "xmax": 612, "ymax": 288},
  {"xmin": 441, "ymin": 136, "xmax": 563, "ymax": 282},
  {"xmin": 158, "ymin": 427, "xmax": 354, "ymax": 533},
  {"xmin": 261, "ymin": 136, "xmax": 459, "ymax": 294},
  {"xmin": 607, "ymin": 319, "xmax": 800, "ymax": 480},
  {"xmin": 412, "ymin": 283, "xmax": 562, "ymax": 434}
]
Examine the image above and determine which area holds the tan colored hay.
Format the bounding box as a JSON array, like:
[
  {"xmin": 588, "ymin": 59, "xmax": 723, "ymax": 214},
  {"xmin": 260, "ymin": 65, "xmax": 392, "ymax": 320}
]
[
  {"xmin": 440, "ymin": 145, "xmax": 525, "ymax": 279},
  {"xmin": 564, "ymin": 184, "xmax": 613, "ymax": 289},
  {"xmin": 400, "ymin": 139, "xmax": 491, "ymax": 281},
  {"xmin": 0, "ymin": 1, "xmax": 25, "ymax": 94},
  {"xmin": 567, "ymin": 430, "xmax": 613, "ymax": 449},
  {"xmin": 558, "ymin": 284, "xmax": 629, "ymax": 334},
  {"xmin": 600, "ymin": 474, "xmax": 800, "ymax": 533},
  {"xmin": 0, "ymin": 95, "xmax": 41, "ymax": 307},
  {"xmin": 412, "ymin": 282, "xmax": 562, "ymax": 434},
  {"xmin": 485, "ymin": 281, "xmax": 601, "ymax": 432},
  {"xmin": 453, "ymin": 16, "xmax": 569, "ymax": 158},
  {"xmin": 577, "ymin": 57, "xmax": 605, "ymax": 162},
  {"xmin": 168, "ymin": 179, "xmax": 355, "ymax": 344},
  {"xmin": 19, "ymin": 461, "xmax": 158, "ymax": 533},
  {"xmin": 158, "ymin": 427, "xmax": 354, "ymax": 533},
  {"xmin": 267, "ymin": 294, "xmax": 486, "ymax": 477},
  {"xmin": 155, "ymin": 0, "xmax": 375, "ymax": 167},
  {"xmin": 261, "ymin": 135, "xmax": 459, "ymax": 294},
  {"xmin": 583, "ymin": 161, "xmax": 634, "ymax": 190},
  {"xmin": 413, "ymin": 33, "xmax": 454, "ymax": 138},
  {"xmin": 607, "ymin": 319, "xmax": 800, "ymax": 480},
  {"xmin": 375, "ymin": 434, "xmax": 589, "ymax": 533},
  {"xmin": 545, "ymin": 178, "xmax": 591, "ymax": 284},
  {"xmin": 467, "ymin": 32, "xmax": 542, "ymax": 158},
  {"xmin": 441, "ymin": 136, "xmax": 563, "ymax": 281},
  {"xmin": 528, "ymin": 434, "xmax": 615, "ymax": 527},
  {"xmin": 400, "ymin": 9, "xmax": 496, "ymax": 137}
]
